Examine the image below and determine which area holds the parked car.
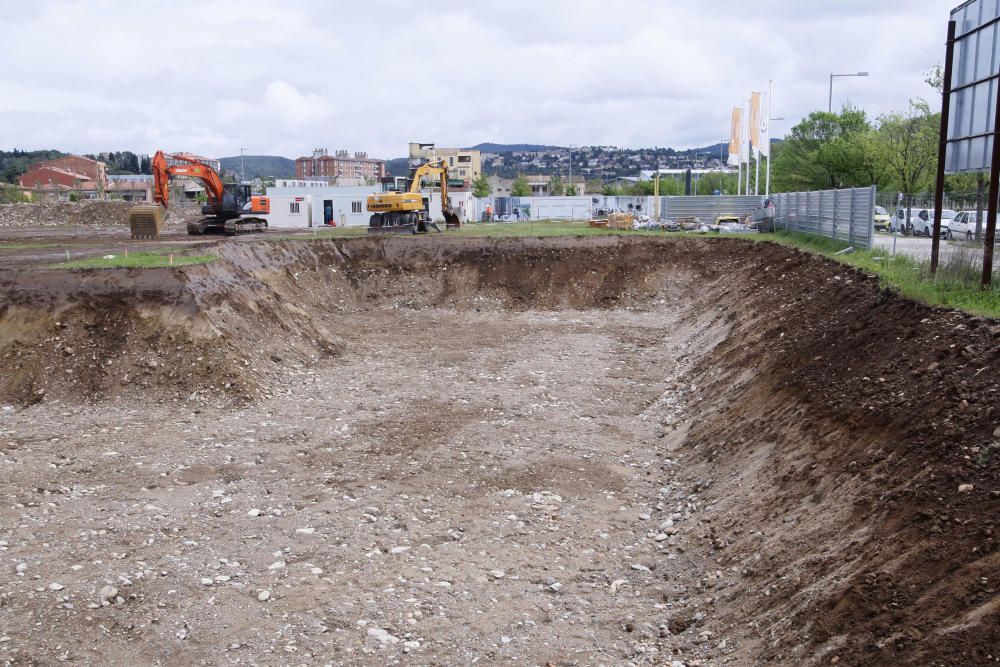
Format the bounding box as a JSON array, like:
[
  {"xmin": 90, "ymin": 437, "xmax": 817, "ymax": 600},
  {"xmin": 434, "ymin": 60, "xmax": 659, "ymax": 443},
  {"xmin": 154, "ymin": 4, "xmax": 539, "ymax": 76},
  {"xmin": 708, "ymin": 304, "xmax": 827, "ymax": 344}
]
[
  {"xmin": 951, "ymin": 210, "xmax": 999, "ymax": 241},
  {"xmin": 873, "ymin": 205, "xmax": 892, "ymax": 231},
  {"xmin": 892, "ymin": 207, "xmax": 918, "ymax": 233},
  {"xmin": 894, "ymin": 208, "xmax": 956, "ymax": 237}
]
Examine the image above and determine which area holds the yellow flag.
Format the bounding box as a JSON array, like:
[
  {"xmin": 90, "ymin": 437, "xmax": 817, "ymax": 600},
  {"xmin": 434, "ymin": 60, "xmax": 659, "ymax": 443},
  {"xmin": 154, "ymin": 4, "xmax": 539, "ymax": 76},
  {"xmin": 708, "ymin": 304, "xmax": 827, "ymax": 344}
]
[
  {"xmin": 749, "ymin": 91, "xmax": 762, "ymax": 157},
  {"xmin": 728, "ymin": 107, "xmax": 742, "ymax": 166}
]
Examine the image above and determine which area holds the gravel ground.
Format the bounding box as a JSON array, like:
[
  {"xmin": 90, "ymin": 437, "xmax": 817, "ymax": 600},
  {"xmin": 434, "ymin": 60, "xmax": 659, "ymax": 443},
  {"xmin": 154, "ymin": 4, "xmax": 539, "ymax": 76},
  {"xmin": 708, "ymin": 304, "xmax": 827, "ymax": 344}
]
[{"xmin": 0, "ymin": 304, "xmax": 725, "ymax": 665}]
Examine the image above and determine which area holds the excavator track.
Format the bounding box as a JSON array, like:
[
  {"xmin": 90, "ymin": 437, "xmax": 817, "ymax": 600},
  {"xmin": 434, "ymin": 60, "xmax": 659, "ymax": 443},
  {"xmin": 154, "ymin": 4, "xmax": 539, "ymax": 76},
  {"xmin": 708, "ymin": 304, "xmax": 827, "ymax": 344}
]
[
  {"xmin": 223, "ymin": 217, "xmax": 268, "ymax": 235},
  {"xmin": 186, "ymin": 217, "xmax": 268, "ymax": 236}
]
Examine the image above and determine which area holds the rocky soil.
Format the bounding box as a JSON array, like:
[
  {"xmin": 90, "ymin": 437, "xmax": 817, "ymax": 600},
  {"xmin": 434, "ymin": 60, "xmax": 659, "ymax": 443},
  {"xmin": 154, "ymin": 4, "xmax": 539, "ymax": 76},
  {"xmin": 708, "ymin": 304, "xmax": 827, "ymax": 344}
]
[
  {"xmin": 0, "ymin": 200, "xmax": 201, "ymax": 229},
  {"xmin": 0, "ymin": 235, "xmax": 997, "ymax": 665}
]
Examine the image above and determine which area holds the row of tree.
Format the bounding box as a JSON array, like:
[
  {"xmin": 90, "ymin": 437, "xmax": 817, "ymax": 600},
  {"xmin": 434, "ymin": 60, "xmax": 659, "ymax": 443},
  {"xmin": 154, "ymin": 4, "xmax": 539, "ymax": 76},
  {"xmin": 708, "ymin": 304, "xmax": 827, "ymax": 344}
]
[
  {"xmin": 0, "ymin": 149, "xmax": 66, "ymax": 184},
  {"xmin": 83, "ymin": 151, "xmax": 152, "ymax": 176},
  {"xmin": 768, "ymin": 68, "xmax": 965, "ymax": 197},
  {"xmin": 768, "ymin": 102, "xmax": 944, "ymax": 195}
]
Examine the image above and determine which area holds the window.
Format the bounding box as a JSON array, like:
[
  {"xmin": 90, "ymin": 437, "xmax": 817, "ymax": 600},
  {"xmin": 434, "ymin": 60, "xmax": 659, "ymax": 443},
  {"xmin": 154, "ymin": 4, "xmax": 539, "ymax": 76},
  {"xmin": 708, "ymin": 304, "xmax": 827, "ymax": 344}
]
[
  {"xmin": 458, "ymin": 155, "xmax": 471, "ymax": 163},
  {"xmin": 351, "ymin": 201, "xmax": 362, "ymax": 213},
  {"xmin": 289, "ymin": 202, "xmax": 300, "ymax": 214}
]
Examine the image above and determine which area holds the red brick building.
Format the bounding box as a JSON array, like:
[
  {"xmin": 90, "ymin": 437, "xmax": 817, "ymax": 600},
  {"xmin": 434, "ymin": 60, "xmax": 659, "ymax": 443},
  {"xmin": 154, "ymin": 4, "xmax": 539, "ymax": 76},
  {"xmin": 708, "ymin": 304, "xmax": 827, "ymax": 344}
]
[
  {"xmin": 19, "ymin": 154, "xmax": 107, "ymax": 193},
  {"xmin": 295, "ymin": 149, "xmax": 385, "ymax": 183}
]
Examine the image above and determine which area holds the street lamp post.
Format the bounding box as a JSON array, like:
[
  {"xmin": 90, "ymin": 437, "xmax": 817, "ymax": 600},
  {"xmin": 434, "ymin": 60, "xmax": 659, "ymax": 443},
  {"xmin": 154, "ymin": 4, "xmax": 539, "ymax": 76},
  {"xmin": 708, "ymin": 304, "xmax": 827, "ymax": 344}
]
[
  {"xmin": 765, "ymin": 117, "xmax": 784, "ymax": 196},
  {"xmin": 719, "ymin": 139, "xmax": 728, "ymax": 195},
  {"xmin": 240, "ymin": 147, "xmax": 247, "ymax": 184},
  {"xmin": 828, "ymin": 72, "xmax": 869, "ymax": 113}
]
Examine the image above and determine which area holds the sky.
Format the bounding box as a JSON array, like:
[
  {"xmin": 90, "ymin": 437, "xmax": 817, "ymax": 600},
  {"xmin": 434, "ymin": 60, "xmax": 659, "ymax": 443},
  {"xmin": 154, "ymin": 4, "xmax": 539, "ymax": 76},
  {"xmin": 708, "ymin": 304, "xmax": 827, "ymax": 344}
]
[{"xmin": 0, "ymin": 0, "xmax": 954, "ymax": 160}]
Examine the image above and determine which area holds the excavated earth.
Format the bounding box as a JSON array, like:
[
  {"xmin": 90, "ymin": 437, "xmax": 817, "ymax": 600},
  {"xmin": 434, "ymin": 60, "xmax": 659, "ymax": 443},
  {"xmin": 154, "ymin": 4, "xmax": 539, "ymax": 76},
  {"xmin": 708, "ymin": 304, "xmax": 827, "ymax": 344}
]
[{"xmin": 0, "ymin": 234, "xmax": 998, "ymax": 666}]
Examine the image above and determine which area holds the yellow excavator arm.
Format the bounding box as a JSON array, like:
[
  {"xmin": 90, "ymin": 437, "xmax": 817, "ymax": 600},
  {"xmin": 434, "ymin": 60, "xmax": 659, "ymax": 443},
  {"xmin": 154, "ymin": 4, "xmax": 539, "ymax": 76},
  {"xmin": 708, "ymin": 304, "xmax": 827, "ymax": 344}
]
[{"xmin": 366, "ymin": 159, "xmax": 460, "ymax": 232}]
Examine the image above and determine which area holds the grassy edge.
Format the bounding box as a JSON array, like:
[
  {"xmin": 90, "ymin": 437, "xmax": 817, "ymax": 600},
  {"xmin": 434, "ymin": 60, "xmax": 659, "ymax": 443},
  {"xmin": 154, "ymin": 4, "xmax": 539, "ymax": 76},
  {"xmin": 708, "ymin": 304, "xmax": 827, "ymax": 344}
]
[
  {"xmin": 47, "ymin": 249, "xmax": 217, "ymax": 269},
  {"xmin": 762, "ymin": 230, "xmax": 1000, "ymax": 318}
]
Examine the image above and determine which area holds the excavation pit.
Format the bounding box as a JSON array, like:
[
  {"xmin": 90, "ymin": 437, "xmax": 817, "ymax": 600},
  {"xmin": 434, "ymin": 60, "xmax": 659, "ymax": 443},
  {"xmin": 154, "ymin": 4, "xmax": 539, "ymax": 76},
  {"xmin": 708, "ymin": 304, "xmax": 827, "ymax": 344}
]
[{"xmin": 0, "ymin": 235, "xmax": 997, "ymax": 665}]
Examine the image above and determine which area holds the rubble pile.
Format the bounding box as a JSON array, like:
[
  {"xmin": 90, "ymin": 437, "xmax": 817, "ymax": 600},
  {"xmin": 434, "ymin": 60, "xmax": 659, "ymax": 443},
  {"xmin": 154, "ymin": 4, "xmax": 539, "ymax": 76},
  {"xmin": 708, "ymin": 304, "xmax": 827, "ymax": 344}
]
[{"xmin": 0, "ymin": 201, "xmax": 136, "ymax": 227}]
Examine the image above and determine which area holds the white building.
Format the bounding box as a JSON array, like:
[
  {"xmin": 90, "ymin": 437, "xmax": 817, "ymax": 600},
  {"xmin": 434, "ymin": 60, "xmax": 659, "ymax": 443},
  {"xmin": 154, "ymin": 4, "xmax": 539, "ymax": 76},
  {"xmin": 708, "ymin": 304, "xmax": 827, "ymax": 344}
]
[
  {"xmin": 265, "ymin": 184, "xmax": 379, "ymax": 227},
  {"xmin": 265, "ymin": 183, "xmax": 476, "ymax": 227}
]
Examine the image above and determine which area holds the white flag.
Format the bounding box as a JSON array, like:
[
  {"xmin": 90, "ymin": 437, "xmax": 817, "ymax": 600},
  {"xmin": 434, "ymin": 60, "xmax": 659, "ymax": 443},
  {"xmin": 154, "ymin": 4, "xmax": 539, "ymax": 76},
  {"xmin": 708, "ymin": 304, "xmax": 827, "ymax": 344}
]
[{"xmin": 759, "ymin": 85, "xmax": 771, "ymax": 158}]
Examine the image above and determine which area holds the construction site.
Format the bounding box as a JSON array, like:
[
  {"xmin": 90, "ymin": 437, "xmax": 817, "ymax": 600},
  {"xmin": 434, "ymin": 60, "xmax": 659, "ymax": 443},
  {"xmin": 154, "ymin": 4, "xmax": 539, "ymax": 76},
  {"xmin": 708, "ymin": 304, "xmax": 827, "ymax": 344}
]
[{"xmin": 0, "ymin": 201, "xmax": 997, "ymax": 666}]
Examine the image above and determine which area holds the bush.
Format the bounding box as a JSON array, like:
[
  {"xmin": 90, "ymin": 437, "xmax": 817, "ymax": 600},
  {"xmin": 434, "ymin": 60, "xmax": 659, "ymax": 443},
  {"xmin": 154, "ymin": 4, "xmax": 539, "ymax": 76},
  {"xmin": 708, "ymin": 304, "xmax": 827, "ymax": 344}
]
[
  {"xmin": 68, "ymin": 192, "xmax": 80, "ymax": 203},
  {"xmin": 0, "ymin": 184, "xmax": 32, "ymax": 204}
]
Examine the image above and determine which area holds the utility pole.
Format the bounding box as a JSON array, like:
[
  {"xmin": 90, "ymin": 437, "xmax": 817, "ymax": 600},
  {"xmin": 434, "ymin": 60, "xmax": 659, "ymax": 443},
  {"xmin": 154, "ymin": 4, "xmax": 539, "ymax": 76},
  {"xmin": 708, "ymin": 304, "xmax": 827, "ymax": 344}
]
[
  {"xmin": 567, "ymin": 144, "xmax": 575, "ymax": 196},
  {"xmin": 240, "ymin": 147, "xmax": 247, "ymax": 184}
]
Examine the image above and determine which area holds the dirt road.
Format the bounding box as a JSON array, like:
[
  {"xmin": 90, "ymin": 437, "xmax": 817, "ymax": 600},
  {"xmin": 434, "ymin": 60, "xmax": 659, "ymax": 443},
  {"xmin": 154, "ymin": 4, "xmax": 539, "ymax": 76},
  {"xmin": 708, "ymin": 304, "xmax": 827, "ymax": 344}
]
[{"xmin": 1, "ymin": 234, "xmax": 997, "ymax": 665}]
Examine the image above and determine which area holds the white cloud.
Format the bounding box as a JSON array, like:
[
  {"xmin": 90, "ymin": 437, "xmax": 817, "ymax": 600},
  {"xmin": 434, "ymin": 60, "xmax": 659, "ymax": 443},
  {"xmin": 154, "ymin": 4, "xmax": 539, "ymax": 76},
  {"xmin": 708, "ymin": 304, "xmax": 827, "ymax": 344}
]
[
  {"xmin": 0, "ymin": 0, "xmax": 952, "ymax": 159},
  {"xmin": 263, "ymin": 81, "xmax": 333, "ymax": 124}
]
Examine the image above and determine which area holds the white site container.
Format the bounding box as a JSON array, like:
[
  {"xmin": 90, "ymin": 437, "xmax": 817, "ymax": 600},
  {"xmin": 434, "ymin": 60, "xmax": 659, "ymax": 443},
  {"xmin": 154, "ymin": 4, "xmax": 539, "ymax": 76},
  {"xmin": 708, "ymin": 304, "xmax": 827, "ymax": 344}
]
[
  {"xmin": 266, "ymin": 185, "xmax": 379, "ymax": 227},
  {"xmin": 266, "ymin": 195, "xmax": 314, "ymax": 228}
]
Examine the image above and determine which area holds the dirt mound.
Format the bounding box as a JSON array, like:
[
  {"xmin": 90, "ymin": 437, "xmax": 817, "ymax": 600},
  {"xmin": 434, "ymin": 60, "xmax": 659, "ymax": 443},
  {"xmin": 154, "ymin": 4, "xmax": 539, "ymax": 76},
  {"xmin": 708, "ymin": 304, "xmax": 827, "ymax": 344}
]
[
  {"xmin": 0, "ymin": 200, "xmax": 142, "ymax": 227},
  {"xmin": 0, "ymin": 235, "xmax": 997, "ymax": 665}
]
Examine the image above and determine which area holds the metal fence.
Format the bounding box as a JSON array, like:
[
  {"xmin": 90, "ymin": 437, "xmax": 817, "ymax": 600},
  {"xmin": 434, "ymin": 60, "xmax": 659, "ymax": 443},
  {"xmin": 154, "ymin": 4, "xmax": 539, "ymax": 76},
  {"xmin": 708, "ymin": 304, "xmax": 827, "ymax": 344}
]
[
  {"xmin": 658, "ymin": 195, "xmax": 763, "ymax": 222},
  {"xmin": 773, "ymin": 186, "xmax": 876, "ymax": 249},
  {"xmin": 470, "ymin": 194, "xmax": 766, "ymax": 222}
]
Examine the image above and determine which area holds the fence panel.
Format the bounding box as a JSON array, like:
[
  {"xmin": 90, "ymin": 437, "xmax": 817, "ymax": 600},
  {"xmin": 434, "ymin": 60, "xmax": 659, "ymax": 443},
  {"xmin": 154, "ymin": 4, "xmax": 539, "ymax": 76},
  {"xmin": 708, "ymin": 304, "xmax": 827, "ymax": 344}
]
[
  {"xmin": 774, "ymin": 186, "xmax": 876, "ymax": 249},
  {"xmin": 662, "ymin": 195, "xmax": 762, "ymax": 222}
]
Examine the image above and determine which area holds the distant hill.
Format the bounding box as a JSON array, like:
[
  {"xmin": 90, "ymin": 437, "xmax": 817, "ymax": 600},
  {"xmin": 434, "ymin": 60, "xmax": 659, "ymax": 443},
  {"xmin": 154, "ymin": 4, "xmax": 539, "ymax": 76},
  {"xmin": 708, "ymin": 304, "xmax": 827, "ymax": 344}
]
[
  {"xmin": 466, "ymin": 143, "xmax": 563, "ymax": 153},
  {"xmin": 219, "ymin": 155, "xmax": 295, "ymax": 179}
]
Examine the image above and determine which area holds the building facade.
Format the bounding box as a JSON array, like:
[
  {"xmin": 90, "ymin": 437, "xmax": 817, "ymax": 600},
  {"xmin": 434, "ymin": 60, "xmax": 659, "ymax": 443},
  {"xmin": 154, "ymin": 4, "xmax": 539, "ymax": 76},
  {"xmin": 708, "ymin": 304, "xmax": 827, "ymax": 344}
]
[
  {"xmin": 107, "ymin": 175, "xmax": 153, "ymax": 202},
  {"xmin": 295, "ymin": 149, "xmax": 385, "ymax": 183},
  {"xmin": 408, "ymin": 143, "xmax": 481, "ymax": 187},
  {"xmin": 525, "ymin": 174, "xmax": 586, "ymax": 196},
  {"xmin": 18, "ymin": 154, "xmax": 107, "ymax": 196},
  {"xmin": 165, "ymin": 152, "xmax": 221, "ymax": 173}
]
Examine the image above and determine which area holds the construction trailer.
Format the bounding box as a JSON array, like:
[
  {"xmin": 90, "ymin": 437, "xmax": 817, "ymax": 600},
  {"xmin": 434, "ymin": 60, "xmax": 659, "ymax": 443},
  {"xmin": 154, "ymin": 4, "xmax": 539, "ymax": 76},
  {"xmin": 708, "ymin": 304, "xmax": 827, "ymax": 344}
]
[
  {"xmin": 265, "ymin": 184, "xmax": 378, "ymax": 227},
  {"xmin": 266, "ymin": 195, "xmax": 314, "ymax": 228}
]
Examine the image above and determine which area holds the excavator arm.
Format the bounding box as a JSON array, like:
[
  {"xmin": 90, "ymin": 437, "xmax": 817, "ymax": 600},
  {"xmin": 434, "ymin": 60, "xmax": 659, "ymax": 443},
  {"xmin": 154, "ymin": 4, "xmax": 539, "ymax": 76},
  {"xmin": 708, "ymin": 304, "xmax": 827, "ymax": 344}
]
[
  {"xmin": 151, "ymin": 150, "xmax": 225, "ymax": 210},
  {"xmin": 406, "ymin": 160, "xmax": 459, "ymax": 228}
]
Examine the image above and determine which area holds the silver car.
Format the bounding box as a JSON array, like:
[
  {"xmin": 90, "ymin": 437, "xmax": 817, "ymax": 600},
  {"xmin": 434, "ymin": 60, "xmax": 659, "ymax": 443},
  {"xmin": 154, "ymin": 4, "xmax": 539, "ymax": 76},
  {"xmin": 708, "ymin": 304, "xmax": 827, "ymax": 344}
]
[{"xmin": 951, "ymin": 210, "xmax": 998, "ymax": 241}]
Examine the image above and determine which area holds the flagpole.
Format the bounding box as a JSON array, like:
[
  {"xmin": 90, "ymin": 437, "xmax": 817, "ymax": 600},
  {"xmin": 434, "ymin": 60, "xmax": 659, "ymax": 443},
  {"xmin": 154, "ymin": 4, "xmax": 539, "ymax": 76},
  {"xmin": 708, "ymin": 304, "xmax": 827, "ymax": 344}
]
[
  {"xmin": 764, "ymin": 81, "xmax": 772, "ymax": 196},
  {"xmin": 745, "ymin": 99, "xmax": 751, "ymax": 196},
  {"xmin": 755, "ymin": 151, "xmax": 759, "ymax": 196}
]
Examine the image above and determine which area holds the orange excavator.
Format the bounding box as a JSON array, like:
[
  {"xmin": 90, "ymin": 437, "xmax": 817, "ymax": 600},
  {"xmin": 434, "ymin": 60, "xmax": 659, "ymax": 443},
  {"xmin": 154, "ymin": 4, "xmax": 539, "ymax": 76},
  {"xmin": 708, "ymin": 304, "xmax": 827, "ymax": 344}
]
[{"xmin": 128, "ymin": 151, "xmax": 270, "ymax": 239}]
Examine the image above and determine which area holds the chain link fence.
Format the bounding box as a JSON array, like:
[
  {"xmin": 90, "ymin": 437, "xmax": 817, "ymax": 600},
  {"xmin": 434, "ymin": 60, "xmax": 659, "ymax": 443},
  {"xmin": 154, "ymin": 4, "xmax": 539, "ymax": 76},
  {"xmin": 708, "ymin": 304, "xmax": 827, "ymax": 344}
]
[{"xmin": 773, "ymin": 186, "xmax": 876, "ymax": 249}]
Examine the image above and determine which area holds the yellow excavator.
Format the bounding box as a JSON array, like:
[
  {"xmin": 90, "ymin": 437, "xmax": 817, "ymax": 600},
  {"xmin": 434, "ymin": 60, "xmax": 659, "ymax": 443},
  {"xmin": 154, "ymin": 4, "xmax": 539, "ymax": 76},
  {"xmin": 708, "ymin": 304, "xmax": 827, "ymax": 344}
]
[{"xmin": 367, "ymin": 159, "xmax": 461, "ymax": 234}]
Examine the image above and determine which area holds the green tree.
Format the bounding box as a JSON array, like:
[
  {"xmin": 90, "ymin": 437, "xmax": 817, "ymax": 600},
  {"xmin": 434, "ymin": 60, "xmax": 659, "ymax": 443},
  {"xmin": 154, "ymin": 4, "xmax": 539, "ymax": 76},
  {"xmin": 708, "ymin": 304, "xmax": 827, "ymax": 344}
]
[
  {"xmin": 471, "ymin": 173, "xmax": 491, "ymax": 197},
  {"xmin": 771, "ymin": 108, "xmax": 873, "ymax": 191},
  {"xmin": 566, "ymin": 184, "xmax": 578, "ymax": 196},
  {"xmin": 602, "ymin": 183, "xmax": 623, "ymax": 196},
  {"xmin": 511, "ymin": 174, "xmax": 531, "ymax": 196},
  {"xmin": 869, "ymin": 100, "xmax": 939, "ymax": 196},
  {"xmin": 549, "ymin": 174, "xmax": 565, "ymax": 196}
]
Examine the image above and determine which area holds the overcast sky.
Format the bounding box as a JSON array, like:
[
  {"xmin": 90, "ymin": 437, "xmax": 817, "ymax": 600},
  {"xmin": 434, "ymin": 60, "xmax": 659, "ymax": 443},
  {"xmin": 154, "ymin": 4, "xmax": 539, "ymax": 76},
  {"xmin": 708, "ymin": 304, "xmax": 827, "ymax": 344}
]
[{"xmin": 0, "ymin": 0, "xmax": 953, "ymax": 160}]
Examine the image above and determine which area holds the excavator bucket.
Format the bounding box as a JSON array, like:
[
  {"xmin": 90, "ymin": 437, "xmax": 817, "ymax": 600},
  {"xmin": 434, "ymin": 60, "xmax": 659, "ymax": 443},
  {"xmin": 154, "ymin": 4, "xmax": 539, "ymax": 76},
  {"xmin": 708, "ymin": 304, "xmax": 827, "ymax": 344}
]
[
  {"xmin": 443, "ymin": 210, "xmax": 461, "ymax": 230},
  {"xmin": 128, "ymin": 205, "xmax": 166, "ymax": 239}
]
